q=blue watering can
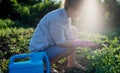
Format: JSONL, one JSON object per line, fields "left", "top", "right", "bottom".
{"left": 9, "top": 52, "right": 50, "bottom": 73}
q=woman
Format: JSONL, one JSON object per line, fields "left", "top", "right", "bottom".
{"left": 29, "top": 0, "right": 98, "bottom": 71}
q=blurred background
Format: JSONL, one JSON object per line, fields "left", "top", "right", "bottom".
{"left": 0, "top": 0, "right": 120, "bottom": 73}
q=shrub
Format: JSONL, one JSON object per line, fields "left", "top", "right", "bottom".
{"left": 0, "top": 0, "right": 61, "bottom": 27}
{"left": 17, "top": 0, "right": 42, "bottom": 5}
{"left": 85, "top": 38, "right": 120, "bottom": 73}
{"left": 77, "top": 32, "right": 120, "bottom": 73}
{"left": 0, "top": 19, "right": 14, "bottom": 29}
{"left": 24, "top": 1, "right": 61, "bottom": 26}
{"left": 0, "top": 19, "right": 30, "bottom": 29}
{"left": 0, "top": 28, "right": 34, "bottom": 73}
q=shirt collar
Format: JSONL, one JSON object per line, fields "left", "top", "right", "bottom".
{"left": 62, "top": 8, "right": 69, "bottom": 24}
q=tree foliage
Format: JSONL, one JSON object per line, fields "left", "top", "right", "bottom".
{"left": 0, "top": 0, "right": 61, "bottom": 26}
{"left": 102, "top": 0, "right": 120, "bottom": 27}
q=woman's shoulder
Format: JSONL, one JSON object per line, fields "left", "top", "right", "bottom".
{"left": 45, "top": 8, "right": 65, "bottom": 21}
{"left": 47, "top": 8, "right": 64, "bottom": 16}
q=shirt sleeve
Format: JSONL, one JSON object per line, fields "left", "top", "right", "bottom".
{"left": 49, "top": 21, "right": 66, "bottom": 45}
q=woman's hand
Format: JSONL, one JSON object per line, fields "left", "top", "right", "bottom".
{"left": 73, "top": 39, "right": 100, "bottom": 49}
{"left": 81, "top": 41, "right": 99, "bottom": 49}
{"left": 70, "top": 26, "right": 101, "bottom": 49}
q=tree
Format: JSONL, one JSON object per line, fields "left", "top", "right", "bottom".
{"left": 17, "top": 0, "right": 42, "bottom": 5}
{"left": 0, "top": 0, "right": 60, "bottom": 26}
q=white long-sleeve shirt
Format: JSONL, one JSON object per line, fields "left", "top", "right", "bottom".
{"left": 29, "top": 8, "right": 74, "bottom": 52}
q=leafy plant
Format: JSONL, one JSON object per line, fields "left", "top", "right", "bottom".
{"left": 76, "top": 32, "right": 120, "bottom": 73}
{"left": 0, "top": 27, "right": 34, "bottom": 73}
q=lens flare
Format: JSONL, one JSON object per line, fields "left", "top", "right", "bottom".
{"left": 78, "top": 0, "right": 104, "bottom": 32}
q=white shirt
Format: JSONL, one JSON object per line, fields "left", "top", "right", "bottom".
{"left": 29, "top": 8, "right": 74, "bottom": 52}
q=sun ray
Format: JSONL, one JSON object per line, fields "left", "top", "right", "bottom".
{"left": 77, "top": 0, "right": 104, "bottom": 32}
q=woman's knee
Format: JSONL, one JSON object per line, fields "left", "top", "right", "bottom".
{"left": 66, "top": 47, "right": 75, "bottom": 52}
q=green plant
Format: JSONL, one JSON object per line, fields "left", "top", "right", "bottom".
{"left": 0, "top": 19, "right": 15, "bottom": 29}
{"left": 76, "top": 32, "right": 120, "bottom": 73}
{"left": 86, "top": 38, "right": 120, "bottom": 73}
{"left": 0, "top": 27, "right": 34, "bottom": 73}
{"left": 27, "top": 1, "right": 60, "bottom": 26}
{"left": 0, "top": 0, "right": 61, "bottom": 26}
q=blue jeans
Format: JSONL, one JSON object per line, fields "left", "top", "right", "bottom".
{"left": 44, "top": 46, "right": 67, "bottom": 60}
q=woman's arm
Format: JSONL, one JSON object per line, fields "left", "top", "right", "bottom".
{"left": 59, "top": 39, "right": 98, "bottom": 49}
{"left": 59, "top": 26, "right": 98, "bottom": 49}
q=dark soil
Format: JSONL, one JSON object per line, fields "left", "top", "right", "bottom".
{"left": 54, "top": 56, "right": 88, "bottom": 73}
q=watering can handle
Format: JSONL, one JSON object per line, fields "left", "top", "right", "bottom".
{"left": 44, "top": 52, "right": 50, "bottom": 73}
{"left": 10, "top": 54, "right": 32, "bottom": 65}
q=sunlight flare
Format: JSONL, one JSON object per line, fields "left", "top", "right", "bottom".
{"left": 78, "top": 0, "right": 104, "bottom": 32}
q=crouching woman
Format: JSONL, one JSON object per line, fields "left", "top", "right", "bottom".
{"left": 29, "top": 0, "right": 98, "bottom": 71}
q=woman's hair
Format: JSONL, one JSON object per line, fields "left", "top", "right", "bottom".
{"left": 62, "top": 0, "right": 83, "bottom": 10}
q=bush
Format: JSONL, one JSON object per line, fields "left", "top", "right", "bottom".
{"left": 0, "top": 27, "right": 34, "bottom": 73}
{"left": 0, "top": 0, "right": 21, "bottom": 20}
{"left": 85, "top": 38, "right": 120, "bottom": 73}
{"left": 17, "top": 0, "right": 42, "bottom": 5}
{"left": 23, "top": 1, "right": 61, "bottom": 26}
{"left": 0, "top": 19, "right": 15, "bottom": 29}
{"left": 12, "top": 0, "right": 61, "bottom": 26}
{"left": 0, "top": 0, "right": 61, "bottom": 26}
{"left": 76, "top": 32, "right": 120, "bottom": 73}
{"left": 0, "top": 19, "right": 30, "bottom": 29}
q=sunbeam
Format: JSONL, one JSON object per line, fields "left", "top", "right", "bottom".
{"left": 77, "top": 0, "right": 104, "bottom": 32}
